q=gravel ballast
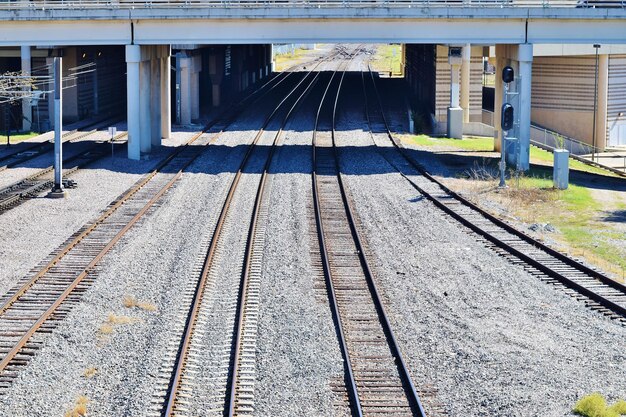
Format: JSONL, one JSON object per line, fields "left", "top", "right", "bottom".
{"left": 334, "top": 91, "right": 626, "bottom": 416}
{"left": 253, "top": 89, "right": 348, "bottom": 417}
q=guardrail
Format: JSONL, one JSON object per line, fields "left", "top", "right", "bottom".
{"left": 0, "top": 0, "right": 624, "bottom": 9}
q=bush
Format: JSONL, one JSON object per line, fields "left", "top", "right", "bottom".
{"left": 573, "top": 393, "right": 626, "bottom": 417}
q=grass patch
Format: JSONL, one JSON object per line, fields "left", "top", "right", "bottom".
{"left": 122, "top": 295, "right": 157, "bottom": 312}
{"left": 0, "top": 131, "right": 39, "bottom": 145}
{"left": 370, "top": 44, "right": 403, "bottom": 76}
{"left": 64, "top": 395, "right": 89, "bottom": 417}
{"left": 274, "top": 48, "right": 313, "bottom": 72}
{"left": 405, "top": 134, "right": 494, "bottom": 152}
{"left": 574, "top": 393, "right": 626, "bottom": 417}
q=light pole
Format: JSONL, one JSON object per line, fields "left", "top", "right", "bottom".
{"left": 592, "top": 44, "right": 600, "bottom": 162}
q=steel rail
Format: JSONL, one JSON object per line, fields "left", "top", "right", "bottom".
{"left": 162, "top": 57, "right": 329, "bottom": 417}
{"left": 311, "top": 62, "right": 363, "bottom": 417}
{"left": 0, "top": 67, "right": 300, "bottom": 375}
{"left": 364, "top": 65, "right": 626, "bottom": 319}
{"left": 226, "top": 53, "right": 324, "bottom": 417}
{"left": 0, "top": 115, "right": 123, "bottom": 171}
{"left": 313, "top": 48, "right": 426, "bottom": 416}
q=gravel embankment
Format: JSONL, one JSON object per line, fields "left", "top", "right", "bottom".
{"left": 0, "top": 136, "right": 175, "bottom": 298}
{"left": 0, "top": 120, "right": 260, "bottom": 416}
{"left": 0, "top": 79, "right": 302, "bottom": 415}
{"left": 335, "top": 102, "right": 626, "bottom": 416}
{"left": 253, "top": 90, "right": 348, "bottom": 416}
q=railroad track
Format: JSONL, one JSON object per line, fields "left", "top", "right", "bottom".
{"left": 362, "top": 65, "right": 626, "bottom": 324}
{"left": 0, "top": 66, "right": 304, "bottom": 394}
{"left": 311, "top": 53, "right": 426, "bottom": 416}
{"left": 156, "top": 51, "right": 331, "bottom": 417}
{"left": 0, "top": 132, "right": 127, "bottom": 214}
{"left": 0, "top": 116, "right": 122, "bottom": 173}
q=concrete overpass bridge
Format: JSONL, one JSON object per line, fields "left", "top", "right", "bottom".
{"left": 1, "top": 1, "right": 625, "bottom": 166}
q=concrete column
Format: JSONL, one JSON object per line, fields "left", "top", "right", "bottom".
{"left": 161, "top": 55, "right": 171, "bottom": 139}
{"left": 191, "top": 55, "right": 201, "bottom": 121}
{"left": 20, "top": 45, "right": 32, "bottom": 132}
{"left": 493, "top": 44, "right": 507, "bottom": 152}
{"left": 460, "top": 43, "right": 471, "bottom": 124}
{"left": 178, "top": 54, "right": 191, "bottom": 126}
{"left": 447, "top": 58, "right": 462, "bottom": 139}
{"left": 139, "top": 60, "right": 152, "bottom": 154}
{"left": 126, "top": 45, "right": 141, "bottom": 160}
{"left": 517, "top": 43, "right": 533, "bottom": 171}
{"left": 150, "top": 58, "right": 161, "bottom": 147}
{"left": 596, "top": 54, "right": 609, "bottom": 151}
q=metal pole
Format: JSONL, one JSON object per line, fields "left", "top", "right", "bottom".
{"left": 49, "top": 57, "right": 65, "bottom": 198}
{"left": 592, "top": 44, "right": 600, "bottom": 162}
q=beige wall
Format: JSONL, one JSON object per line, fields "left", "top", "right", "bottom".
{"left": 435, "top": 45, "right": 483, "bottom": 125}
{"left": 531, "top": 55, "right": 607, "bottom": 149}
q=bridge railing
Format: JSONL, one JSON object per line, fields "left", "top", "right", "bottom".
{"left": 0, "top": 0, "right": 624, "bottom": 9}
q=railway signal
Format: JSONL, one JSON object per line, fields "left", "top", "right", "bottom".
{"left": 499, "top": 65, "right": 516, "bottom": 188}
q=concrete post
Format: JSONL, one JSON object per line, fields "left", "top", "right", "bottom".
{"left": 493, "top": 44, "right": 507, "bottom": 152}
{"left": 178, "top": 54, "right": 191, "bottom": 126}
{"left": 161, "top": 54, "right": 171, "bottom": 139}
{"left": 447, "top": 60, "right": 463, "bottom": 139}
{"left": 191, "top": 55, "right": 201, "bottom": 121}
{"left": 596, "top": 54, "right": 609, "bottom": 151}
{"left": 20, "top": 45, "right": 32, "bottom": 132}
{"left": 150, "top": 58, "right": 161, "bottom": 147}
{"left": 461, "top": 43, "right": 471, "bottom": 124}
{"left": 139, "top": 60, "right": 152, "bottom": 154}
{"left": 517, "top": 43, "right": 533, "bottom": 171}
{"left": 126, "top": 45, "right": 141, "bottom": 160}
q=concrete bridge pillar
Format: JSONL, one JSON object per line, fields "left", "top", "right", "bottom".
{"left": 208, "top": 50, "right": 224, "bottom": 108}
{"left": 161, "top": 52, "right": 172, "bottom": 139}
{"left": 191, "top": 55, "right": 201, "bottom": 121}
{"left": 518, "top": 43, "right": 533, "bottom": 171}
{"left": 596, "top": 54, "right": 609, "bottom": 151}
{"left": 20, "top": 46, "right": 32, "bottom": 132}
{"left": 177, "top": 53, "right": 192, "bottom": 126}
{"left": 127, "top": 45, "right": 171, "bottom": 159}
{"left": 461, "top": 43, "right": 471, "bottom": 124}
{"left": 494, "top": 43, "right": 533, "bottom": 170}
{"left": 139, "top": 59, "right": 152, "bottom": 154}
{"left": 126, "top": 45, "right": 142, "bottom": 160}
{"left": 150, "top": 57, "right": 161, "bottom": 148}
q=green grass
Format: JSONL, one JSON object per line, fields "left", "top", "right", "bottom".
{"left": 0, "top": 131, "right": 39, "bottom": 145}
{"left": 274, "top": 48, "right": 312, "bottom": 72}
{"left": 574, "top": 393, "right": 626, "bottom": 417}
{"left": 370, "top": 44, "right": 403, "bottom": 75}
{"left": 406, "top": 134, "right": 494, "bottom": 152}
{"left": 406, "top": 134, "right": 617, "bottom": 177}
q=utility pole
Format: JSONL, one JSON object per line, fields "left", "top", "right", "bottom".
{"left": 48, "top": 57, "right": 67, "bottom": 198}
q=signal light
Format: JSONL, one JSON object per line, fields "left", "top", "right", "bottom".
{"left": 501, "top": 103, "right": 514, "bottom": 131}
{"left": 502, "top": 66, "right": 514, "bottom": 84}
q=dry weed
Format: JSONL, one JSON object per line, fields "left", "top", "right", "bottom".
{"left": 83, "top": 367, "right": 97, "bottom": 378}
{"left": 123, "top": 295, "right": 157, "bottom": 312}
{"left": 64, "top": 395, "right": 89, "bottom": 417}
